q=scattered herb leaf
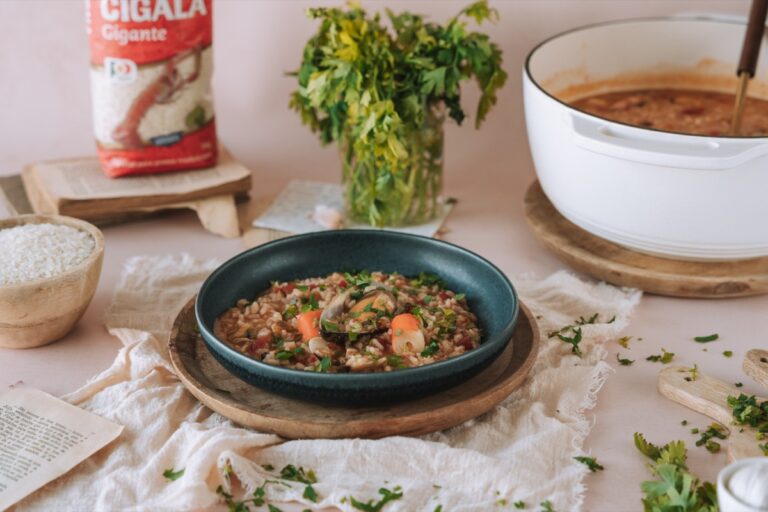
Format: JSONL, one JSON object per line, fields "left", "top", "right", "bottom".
{"left": 646, "top": 349, "right": 674, "bottom": 364}
{"left": 575, "top": 313, "right": 599, "bottom": 325}
{"left": 694, "top": 423, "right": 727, "bottom": 454}
{"left": 574, "top": 456, "right": 604, "bottom": 472}
{"left": 162, "top": 467, "right": 184, "bottom": 481}
{"left": 280, "top": 465, "right": 317, "bottom": 484}
{"left": 557, "top": 327, "right": 583, "bottom": 358}
{"left": 618, "top": 336, "right": 632, "bottom": 349}
{"left": 694, "top": 334, "right": 719, "bottom": 343}
{"left": 722, "top": 350, "right": 733, "bottom": 358}
{"left": 617, "top": 354, "right": 634, "bottom": 366}
{"left": 303, "top": 484, "right": 318, "bottom": 503}
{"left": 350, "top": 486, "right": 404, "bottom": 511}
{"left": 633, "top": 433, "right": 717, "bottom": 511}
{"left": 540, "top": 500, "right": 555, "bottom": 512}
{"left": 514, "top": 501, "right": 526, "bottom": 509}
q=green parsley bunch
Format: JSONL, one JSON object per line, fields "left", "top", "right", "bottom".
{"left": 290, "top": 1, "right": 506, "bottom": 226}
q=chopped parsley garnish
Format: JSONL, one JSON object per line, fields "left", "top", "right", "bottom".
{"left": 575, "top": 313, "right": 599, "bottom": 325}
{"left": 574, "top": 455, "right": 604, "bottom": 472}
{"left": 387, "top": 355, "right": 406, "bottom": 368}
{"left": 411, "top": 272, "right": 445, "bottom": 288}
{"left": 633, "top": 433, "right": 717, "bottom": 511}
{"left": 557, "top": 327, "right": 583, "bottom": 357}
{"left": 301, "top": 294, "right": 320, "bottom": 312}
{"left": 454, "top": 293, "right": 466, "bottom": 301}
{"left": 421, "top": 340, "right": 440, "bottom": 358}
{"left": 344, "top": 270, "right": 372, "bottom": 288}
{"left": 296, "top": 285, "right": 309, "bottom": 292}
{"left": 318, "top": 356, "right": 331, "bottom": 373}
{"left": 616, "top": 354, "right": 634, "bottom": 366}
{"left": 617, "top": 336, "right": 632, "bottom": 349}
{"left": 276, "top": 347, "right": 304, "bottom": 360}
{"left": 279, "top": 464, "right": 317, "bottom": 484}
{"left": 694, "top": 423, "right": 727, "bottom": 453}
{"left": 349, "top": 486, "right": 404, "bottom": 511}
{"left": 646, "top": 349, "right": 674, "bottom": 364}
{"left": 693, "top": 333, "right": 719, "bottom": 343}
{"left": 162, "top": 467, "right": 184, "bottom": 481}
{"left": 722, "top": 350, "right": 733, "bottom": 358}
{"left": 321, "top": 319, "right": 340, "bottom": 332}
{"left": 514, "top": 501, "right": 526, "bottom": 509}
{"left": 303, "top": 484, "right": 318, "bottom": 503}
{"left": 540, "top": 500, "right": 555, "bottom": 512}
{"left": 283, "top": 304, "right": 299, "bottom": 320}
{"left": 423, "top": 295, "right": 434, "bottom": 304}
{"left": 727, "top": 393, "right": 768, "bottom": 450}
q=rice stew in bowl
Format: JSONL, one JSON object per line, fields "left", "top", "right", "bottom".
{"left": 196, "top": 231, "right": 518, "bottom": 405}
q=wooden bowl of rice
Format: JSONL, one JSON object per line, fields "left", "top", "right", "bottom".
{"left": 0, "top": 214, "right": 104, "bottom": 349}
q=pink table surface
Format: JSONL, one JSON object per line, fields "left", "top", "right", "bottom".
{"left": 1, "top": 1, "right": 766, "bottom": 510}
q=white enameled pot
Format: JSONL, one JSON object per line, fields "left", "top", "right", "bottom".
{"left": 523, "top": 15, "right": 768, "bottom": 261}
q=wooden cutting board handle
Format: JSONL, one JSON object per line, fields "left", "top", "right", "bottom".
{"left": 657, "top": 366, "right": 766, "bottom": 461}
{"left": 744, "top": 349, "right": 768, "bottom": 389}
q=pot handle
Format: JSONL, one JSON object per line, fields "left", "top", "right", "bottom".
{"left": 570, "top": 115, "right": 768, "bottom": 170}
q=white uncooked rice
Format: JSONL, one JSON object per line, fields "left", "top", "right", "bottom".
{"left": 0, "top": 223, "right": 95, "bottom": 285}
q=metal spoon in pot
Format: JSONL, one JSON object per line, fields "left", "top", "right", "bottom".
{"left": 730, "top": 0, "right": 768, "bottom": 135}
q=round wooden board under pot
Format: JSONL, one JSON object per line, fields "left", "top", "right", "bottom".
{"left": 524, "top": 181, "right": 768, "bottom": 299}
{"left": 168, "top": 297, "right": 540, "bottom": 440}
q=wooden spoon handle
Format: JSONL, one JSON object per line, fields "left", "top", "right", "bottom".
{"left": 658, "top": 366, "right": 735, "bottom": 425}
{"left": 738, "top": 0, "right": 768, "bottom": 76}
{"left": 744, "top": 349, "right": 768, "bottom": 388}
{"left": 657, "top": 366, "right": 766, "bottom": 461}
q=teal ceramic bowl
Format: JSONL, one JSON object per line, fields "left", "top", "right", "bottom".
{"left": 195, "top": 230, "right": 518, "bottom": 406}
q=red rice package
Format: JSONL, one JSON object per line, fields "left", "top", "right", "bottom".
{"left": 86, "top": 0, "right": 217, "bottom": 177}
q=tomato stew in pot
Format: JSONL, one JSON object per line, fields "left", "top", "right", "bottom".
{"left": 571, "top": 88, "right": 768, "bottom": 136}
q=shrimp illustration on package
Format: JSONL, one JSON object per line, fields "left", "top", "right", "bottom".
{"left": 87, "top": 0, "right": 217, "bottom": 177}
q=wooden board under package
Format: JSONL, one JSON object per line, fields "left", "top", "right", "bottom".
{"left": 21, "top": 148, "right": 251, "bottom": 236}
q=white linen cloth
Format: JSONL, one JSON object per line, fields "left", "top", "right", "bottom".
{"left": 15, "top": 254, "right": 641, "bottom": 511}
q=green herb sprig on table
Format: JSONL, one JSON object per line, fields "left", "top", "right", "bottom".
{"left": 557, "top": 327, "right": 583, "bottom": 357}
{"left": 694, "top": 423, "right": 727, "bottom": 454}
{"left": 162, "top": 467, "right": 185, "bottom": 481}
{"left": 290, "top": 1, "right": 507, "bottom": 226}
{"left": 727, "top": 393, "right": 768, "bottom": 454}
{"left": 633, "top": 433, "right": 718, "bottom": 511}
{"left": 646, "top": 349, "right": 675, "bottom": 364}
{"left": 350, "top": 486, "right": 404, "bottom": 511}
{"left": 574, "top": 455, "right": 604, "bottom": 472}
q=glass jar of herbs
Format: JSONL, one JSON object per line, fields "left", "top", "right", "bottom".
{"left": 290, "top": 1, "right": 506, "bottom": 227}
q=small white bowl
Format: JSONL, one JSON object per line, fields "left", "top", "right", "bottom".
{"left": 717, "top": 458, "right": 768, "bottom": 512}
{"left": 0, "top": 214, "right": 104, "bottom": 349}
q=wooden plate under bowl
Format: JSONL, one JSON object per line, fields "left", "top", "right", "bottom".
{"left": 525, "top": 180, "right": 768, "bottom": 298}
{"left": 168, "top": 297, "right": 539, "bottom": 439}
